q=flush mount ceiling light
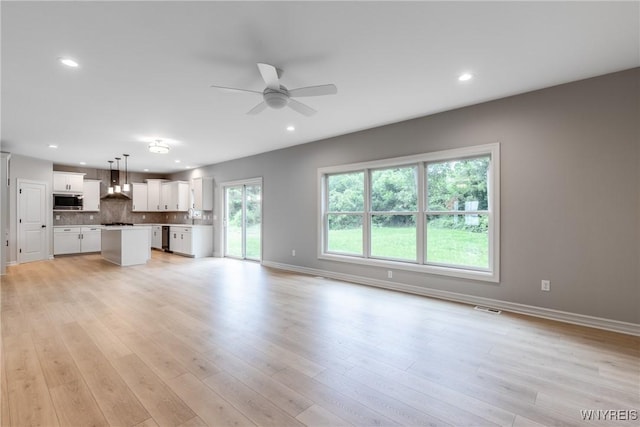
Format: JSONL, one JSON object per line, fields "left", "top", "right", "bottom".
{"left": 58, "top": 57, "right": 79, "bottom": 68}
{"left": 286, "top": 125, "right": 295, "bottom": 132}
{"left": 458, "top": 72, "right": 474, "bottom": 82}
{"left": 148, "top": 140, "right": 170, "bottom": 154}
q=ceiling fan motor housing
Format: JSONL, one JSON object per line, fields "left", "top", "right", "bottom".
{"left": 263, "top": 86, "right": 289, "bottom": 109}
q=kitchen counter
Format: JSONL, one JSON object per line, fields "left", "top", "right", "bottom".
{"left": 101, "top": 226, "right": 151, "bottom": 266}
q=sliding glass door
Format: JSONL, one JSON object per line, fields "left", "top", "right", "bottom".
{"left": 224, "top": 180, "right": 262, "bottom": 261}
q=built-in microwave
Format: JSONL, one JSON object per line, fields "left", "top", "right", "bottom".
{"left": 53, "top": 194, "right": 83, "bottom": 210}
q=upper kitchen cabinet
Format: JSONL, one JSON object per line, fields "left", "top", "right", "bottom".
{"left": 53, "top": 172, "right": 85, "bottom": 193}
{"left": 132, "top": 182, "right": 148, "bottom": 212}
{"left": 161, "top": 181, "right": 189, "bottom": 211}
{"left": 146, "top": 179, "right": 166, "bottom": 212}
{"left": 82, "top": 180, "right": 101, "bottom": 211}
{"left": 191, "top": 177, "right": 213, "bottom": 210}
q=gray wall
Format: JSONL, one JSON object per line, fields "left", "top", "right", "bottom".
{"left": 173, "top": 68, "right": 640, "bottom": 324}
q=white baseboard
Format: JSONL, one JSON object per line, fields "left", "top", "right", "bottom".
{"left": 262, "top": 260, "right": 640, "bottom": 337}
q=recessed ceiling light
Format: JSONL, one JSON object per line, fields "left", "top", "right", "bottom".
{"left": 48, "top": 144, "right": 58, "bottom": 149}
{"left": 143, "top": 168, "right": 149, "bottom": 172}
{"left": 59, "top": 57, "right": 79, "bottom": 68}
{"left": 286, "top": 125, "right": 295, "bottom": 132}
{"left": 185, "top": 166, "right": 191, "bottom": 169}
{"left": 458, "top": 73, "right": 473, "bottom": 82}
{"left": 175, "top": 159, "right": 181, "bottom": 163}
{"left": 79, "top": 161, "right": 86, "bottom": 165}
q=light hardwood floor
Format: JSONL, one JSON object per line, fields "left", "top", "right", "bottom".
{"left": 1, "top": 252, "right": 638, "bottom": 427}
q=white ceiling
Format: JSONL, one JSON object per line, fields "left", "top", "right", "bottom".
{"left": 2, "top": 1, "right": 638, "bottom": 173}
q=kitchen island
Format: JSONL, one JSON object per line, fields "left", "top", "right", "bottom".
{"left": 101, "top": 226, "right": 151, "bottom": 266}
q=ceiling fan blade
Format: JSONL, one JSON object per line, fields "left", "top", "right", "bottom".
{"left": 288, "top": 99, "right": 317, "bottom": 116}
{"left": 210, "top": 85, "right": 262, "bottom": 95}
{"left": 247, "top": 101, "right": 268, "bottom": 115}
{"left": 257, "top": 63, "right": 280, "bottom": 90}
{"left": 289, "top": 84, "right": 338, "bottom": 98}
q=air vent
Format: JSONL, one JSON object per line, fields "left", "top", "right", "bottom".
{"left": 474, "top": 306, "right": 502, "bottom": 315}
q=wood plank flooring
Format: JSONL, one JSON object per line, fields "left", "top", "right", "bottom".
{"left": 1, "top": 252, "right": 638, "bottom": 426}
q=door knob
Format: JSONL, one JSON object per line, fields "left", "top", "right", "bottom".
{"left": 41, "top": 225, "right": 46, "bottom": 228}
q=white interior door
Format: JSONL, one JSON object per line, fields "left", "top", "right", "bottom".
{"left": 18, "top": 180, "right": 48, "bottom": 263}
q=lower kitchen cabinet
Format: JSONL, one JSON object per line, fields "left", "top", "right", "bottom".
{"left": 81, "top": 226, "right": 102, "bottom": 252}
{"left": 54, "top": 226, "right": 102, "bottom": 255}
{"left": 169, "top": 225, "right": 212, "bottom": 257}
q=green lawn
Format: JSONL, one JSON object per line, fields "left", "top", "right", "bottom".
{"left": 328, "top": 225, "right": 488, "bottom": 268}
{"left": 226, "top": 225, "right": 261, "bottom": 259}
{"left": 227, "top": 224, "right": 488, "bottom": 269}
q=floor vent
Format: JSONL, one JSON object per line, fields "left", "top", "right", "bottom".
{"left": 474, "top": 305, "right": 502, "bottom": 315}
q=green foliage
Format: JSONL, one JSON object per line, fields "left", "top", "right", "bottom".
{"left": 327, "top": 158, "right": 489, "bottom": 232}
{"left": 227, "top": 185, "right": 261, "bottom": 228}
{"left": 427, "top": 156, "right": 489, "bottom": 212}
{"left": 328, "top": 172, "right": 364, "bottom": 212}
{"left": 371, "top": 167, "right": 417, "bottom": 211}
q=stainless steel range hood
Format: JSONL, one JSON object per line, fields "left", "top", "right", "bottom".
{"left": 101, "top": 168, "right": 131, "bottom": 199}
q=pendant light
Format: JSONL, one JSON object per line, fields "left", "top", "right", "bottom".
{"left": 123, "top": 154, "right": 130, "bottom": 192}
{"left": 114, "top": 157, "right": 122, "bottom": 193}
{"left": 107, "top": 161, "right": 115, "bottom": 194}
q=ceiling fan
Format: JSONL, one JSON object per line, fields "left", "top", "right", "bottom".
{"left": 210, "top": 63, "right": 337, "bottom": 116}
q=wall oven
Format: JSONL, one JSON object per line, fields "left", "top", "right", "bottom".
{"left": 53, "top": 194, "right": 83, "bottom": 210}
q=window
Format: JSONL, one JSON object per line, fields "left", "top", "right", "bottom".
{"left": 319, "top": 143, "right": 500, "bottom": 282}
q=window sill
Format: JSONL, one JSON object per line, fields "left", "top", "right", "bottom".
{"left": 318, "top": 252, "right": 499, "bottom": 283}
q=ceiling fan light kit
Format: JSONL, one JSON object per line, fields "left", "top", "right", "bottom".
{"left": 264, "top": 89, "right": 289, "bottom": 109}
{"left": 211, "top": 62, "right": 337, "bottom": 116}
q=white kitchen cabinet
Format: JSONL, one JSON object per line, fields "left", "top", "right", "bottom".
{"left": 162, "top": 181, "right": 189, "bottom": 211}
{"left": 54, "top": 227, "right": 81, "bottom": 255}
{"left": 146, "top": 179, "right": 165, "bottom": 212}
{"left": 170, "top": 226, "right": 190, "bottom": 254}
{"left": 81, "top": 226, "right": 102, "bottom": 252}
{"left": 54, "top": 226, "right": 102, "bottom": 255}
{"left": 169, "top": 225, "right": 212, "bottom": 258}
{"left": 82, "top": 180, "right": 101, "bottom": 212}
{"left": 191, "top": 177, "right": 213, "bottom": 210}
{"left": 53, "top": 172, "right": 85, "bottom": 193}
{"left": 132, "top": 183, "right": 148, "bottom": 212}
{"left": 151, "top": 225, "right": 162, "bottom": 249}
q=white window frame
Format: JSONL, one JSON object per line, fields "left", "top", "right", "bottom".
{"left": 318, "top": 143, "right": 500, "bottom": 282}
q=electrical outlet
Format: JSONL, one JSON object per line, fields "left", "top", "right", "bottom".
{"left": 541, "top": 280, "right": 551, "bottom": 291}
{"left": 89, "top": 215, "right": 93, "bottom": 220}
{"left": 292, "top": 249, "right": 296, "bottom": 256}
{"left": 142, "top": 215, "right": 146, "bottom": 219}
{"left": 387, "top": 270, "right": 393, "bottom": 279}
{"left": 55, "top": 215, "right": 60, "bottom": 220}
